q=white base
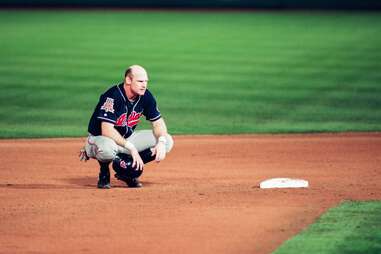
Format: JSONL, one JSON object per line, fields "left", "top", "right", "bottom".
{"left": 260, "top": 178, "right": 309, "bottom": 189}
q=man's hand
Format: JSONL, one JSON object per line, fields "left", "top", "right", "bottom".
{"left": 152, "top": 142, "right": 166, "bottom": 162}
{"left": 151, "top": 119, "right": 168, "bottom": 163}
{"left": 130, "top": 147, "right": 144, "bottom": 171}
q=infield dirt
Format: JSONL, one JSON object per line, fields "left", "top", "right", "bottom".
{"left": 0, "top": 133, "right": 380, "bottom": 254}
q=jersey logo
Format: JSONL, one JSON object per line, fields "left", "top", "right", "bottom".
{"left": 115, "top": 111, "right": 142, "bottom": 128}
{"left": 116, "top": 113, "right": 127, "bottom": 126}
{"left": 100, "top": 97, "right": 115, "bottom": 113}
{"left": 127, "top": 111, "right": 142, "bottom": 128}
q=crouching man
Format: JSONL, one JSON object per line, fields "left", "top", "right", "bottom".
{"left": 80, "top": 65, "right": 173, "bottom": 188}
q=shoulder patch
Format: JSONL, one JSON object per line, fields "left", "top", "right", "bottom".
{"left": 101, "top": 97, "right": 115, "bottom": 113}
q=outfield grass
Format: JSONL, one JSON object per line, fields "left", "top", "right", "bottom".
{"left": 0, "top": 10, "right": 381, "bottom": 137}
{"left": 273, "top": 201, "right": 381, "bottom": 254}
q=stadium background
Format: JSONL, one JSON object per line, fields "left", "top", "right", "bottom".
{"left": 0, "top": 0, "right": 380, "bottom": 9}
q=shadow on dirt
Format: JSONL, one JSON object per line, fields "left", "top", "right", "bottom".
{"left": 0, "top": 176, "right": 98, "bottom": 189}
{"left": 66, "top": 176, "right": 97, "bottom": 188}
{"left": 66, "top": 176, "right": 158, "bottom": 189}
{"left": 0, "top": 182, "right": 94, "bottom": 189}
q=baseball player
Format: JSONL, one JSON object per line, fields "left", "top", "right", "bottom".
{"left": 79, "top": 65, "right": 174, "bottom": 188}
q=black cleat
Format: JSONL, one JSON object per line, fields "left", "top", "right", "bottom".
{"left": 115, "top": 174, "right": 143, "bottom": 188}
{"left": 97, "top": 174, "right": 111, "bottom": 189}
{"left": 126, "top": 177, "right": 143, "bottom": 188}
{"left": 97, "top": 181, "right": 111, "bottom": 189}
{"left": 97, "top": 164, "right": 111, "bottom": 189}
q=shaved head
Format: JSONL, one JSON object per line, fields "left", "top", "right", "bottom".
{"left": 125, "top": 65, "right": 147, "bottom": 78}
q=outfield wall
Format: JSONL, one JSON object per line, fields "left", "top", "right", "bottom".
{"left": 0, "top": 0, "right": 380, "bottom": 10}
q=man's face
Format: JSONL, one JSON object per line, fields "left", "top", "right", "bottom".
{"left": 127, "top": 69, "right": 149, "bottom": 96}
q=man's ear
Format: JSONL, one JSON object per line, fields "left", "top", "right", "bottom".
{"left": 125, "top": 75, "right": 132, "bottom": 85}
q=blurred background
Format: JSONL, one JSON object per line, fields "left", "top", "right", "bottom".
{"left": 0, "top": 1, "right": 380, "bottom": 137}
{"left": 1, "top": 0, "right": 381, "bottom": 9}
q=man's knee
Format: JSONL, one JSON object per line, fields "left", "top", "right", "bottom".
{"left": 86, "top": 136, "right": 118, "bottom": 162}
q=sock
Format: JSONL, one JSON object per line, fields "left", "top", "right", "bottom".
{"left": 139, "top": 148, "right": 156, "bottom": 164}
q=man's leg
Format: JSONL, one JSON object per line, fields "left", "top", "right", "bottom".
{"left": 112, "top": 130, "right": 174, "bottom": 187}
{"left": 112, "top": 148, "right": 163, "bottom": 188}
{"left": 97, "top": 161, "right": 111, "bottom": 189}
{"left": 85, "top": 135, "right": 119, "bottom": 189}
{"left": 127, "top": 130, "right": 174, "bottom": 153}
{"left": 85, "top": 131, "right": 174, "bottom": 188}
{"left": 112, "top": 153, "right": 143, "bottom": 188}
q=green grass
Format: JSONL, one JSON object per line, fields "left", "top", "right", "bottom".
{"left": 273, "top": 201, "right": 381, "bottom": 254}
{"left": 0, "top": 10, "right": 381, "bottom": 137}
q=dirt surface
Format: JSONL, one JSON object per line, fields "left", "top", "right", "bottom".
{"left": 0, "top": 133, "right": 380, "bottom": 254}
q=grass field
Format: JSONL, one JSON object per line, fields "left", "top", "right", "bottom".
{"left": 0, "top": 10, "right": 380, "bottom": 137}
{"left": 274, "top": 201, "right": 381, "bottom": 254}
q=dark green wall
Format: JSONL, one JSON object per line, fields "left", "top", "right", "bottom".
{"left": 0, "top": 0, "right": 380, "bottom": 10}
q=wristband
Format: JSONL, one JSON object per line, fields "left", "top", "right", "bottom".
{"left": 124, "top": 141, "right": 135, "bottom": 151}
{"left": 158, "top": 136, "right": 167, "bottom": 145}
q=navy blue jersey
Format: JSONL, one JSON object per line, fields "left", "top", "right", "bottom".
{"left": 88, "top": 83, "right": 161, "bottom": 138}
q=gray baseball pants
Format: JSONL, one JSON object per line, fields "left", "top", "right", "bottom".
{"left": 85, "top": 130, "right": 174, "bottom": 162}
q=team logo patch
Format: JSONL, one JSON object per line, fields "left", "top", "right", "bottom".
{"left": 100, "top": 97, "right": 115, "bottom": 113}
{"left": 127, "top": 111, "right": 142, "bottom": 128}
{"left": 120, "top": 160, "right": 127, "bottom": 169}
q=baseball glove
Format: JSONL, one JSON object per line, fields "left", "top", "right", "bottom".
{"left": 79, "top": 147, "right": 89, "bottom": 162}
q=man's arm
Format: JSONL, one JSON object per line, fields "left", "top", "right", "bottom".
{"left": 151, "top": 118, "right": 169, "bottom": 162}
{"left": 152, "top": 118, "right": 168, "bottom": 139}
{"left": 101, "top": 122, "right": 127, "bottom": 147}
{"left": 101, "top": 122, "right": 144, "bottom": 170}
